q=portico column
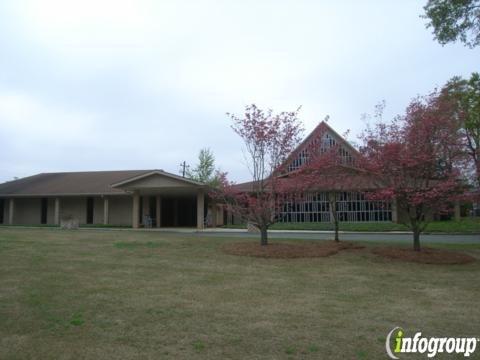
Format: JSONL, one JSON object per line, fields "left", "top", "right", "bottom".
{"left": 8, "top": 198, "right": 14, "bottom": 225}
{"left": 156, "top": 196, "right": 161, "bottom": 228}
{"left": 54, "top": 197, "right": 60, "bottom": 225}
{"left": 132, "top": 192, "right": 140, "bottom": 228}
{"left": 103, "top": 197, "right": 109, "bottom": 225}
{"left": 197, "top": 190, "right": 204, "bottom": 230}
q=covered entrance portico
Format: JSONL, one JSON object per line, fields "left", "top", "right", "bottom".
{"left": 111, "top": 170, "right": 207, "bottom": 230}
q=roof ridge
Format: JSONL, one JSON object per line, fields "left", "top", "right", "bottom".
{"left": 34, "top": 169, "right": 157, "bottom": 175}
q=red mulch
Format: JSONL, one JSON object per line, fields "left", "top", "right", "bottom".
{"left": 372, "top": 247, "right": 476, "bottom": 265}
{"left": 222, "top": 241, "right": 364, "bottom": 259}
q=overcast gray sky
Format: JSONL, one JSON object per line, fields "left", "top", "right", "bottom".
{"left": 0, "top": 0, "right": 478, "bottom": 183}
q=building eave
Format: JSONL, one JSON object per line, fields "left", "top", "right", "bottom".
{"left": 111, "top": 170, "right": 206, "bottom": 188}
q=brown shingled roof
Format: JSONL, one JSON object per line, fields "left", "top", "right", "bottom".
{"left": 231, "top": 166, "right": 386, "bottom": 193}
{"left": 0, "top": 170, "right": 155, "bottom": 196}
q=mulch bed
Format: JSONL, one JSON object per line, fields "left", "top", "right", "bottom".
{"left": 372, "top": 247, "right": 476, "bottom": 265}
{"left": 222, "top": 241, "right": 364, "bottom": 259}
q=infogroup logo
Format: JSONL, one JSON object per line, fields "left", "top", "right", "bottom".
{"left": 385, "top": 327, "right": 478, "bottom": 359}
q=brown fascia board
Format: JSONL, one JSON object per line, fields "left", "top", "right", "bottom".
{"left": 0, "top": 192, "right": 129, "bottom": 198}
{"left": 111, "top": 170, "right": 205, "bottom": 188}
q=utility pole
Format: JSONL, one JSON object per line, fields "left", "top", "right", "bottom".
{"left": 180, "top": 161, "right": 189, "bottom": 177}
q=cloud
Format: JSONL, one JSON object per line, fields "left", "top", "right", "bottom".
{"left": 0, "top": 92, "right": 98, "bottom": 144}
{"left": 0, "top": 0, "right": 479, "bottom": 184}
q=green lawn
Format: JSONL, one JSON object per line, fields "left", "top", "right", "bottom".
{"left": 224, "top": 217, "right": 480, "bottom": 233}
{"left": 0, "top": 228, "right": 479, "bottom": 359}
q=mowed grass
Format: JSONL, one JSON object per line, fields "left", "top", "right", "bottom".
{"left": 0, "top": 229, "right": 479, "bottom": 359}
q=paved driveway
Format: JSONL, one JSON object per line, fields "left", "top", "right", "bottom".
{"left": 195, "top": 230, "right": 480, "bottom": 244}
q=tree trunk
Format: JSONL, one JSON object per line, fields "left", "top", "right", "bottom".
{"left": 413, "top": 228, "right": 421, "bottom": 251}
{"left": 329, "top": 192, "right": 340, "bottom": 242}
{"left": 260, "top": 225, "right": 268, "bottom": 246}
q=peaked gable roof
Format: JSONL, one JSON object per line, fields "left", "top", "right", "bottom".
{"left": 281, "top": 121, "right": 359, "bottom": 173}
{"left": 233, "top": 121, "right": 364, "bottom": 190}
{"left": 0, "top": 169, "right": 201, "bottom": 197}
{"left": 232, "top": 164, "right": 386, "bottom": 192}
{"left": 111, "top": 170, "right": 205, "bottom": 188}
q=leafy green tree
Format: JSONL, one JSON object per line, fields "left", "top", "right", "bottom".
{"left": 186, "top": 148, "right": 222, "bottom": 187}
{"left": 423, "top": 0, "right": 480, "bottom": 48}
{"left": 442, "top": 72, "right": 480, "bottom": 185}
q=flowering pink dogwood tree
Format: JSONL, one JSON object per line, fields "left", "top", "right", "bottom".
{"left": 214, "top": 104, "right": 303, "bottom": 246}
{"left": 360, "top": 92, "right": 467, "bottom": 251}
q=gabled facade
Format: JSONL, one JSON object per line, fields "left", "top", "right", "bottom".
{"left": 280, "top": 121, "right": 394, "bottom": 223}
{"left": 233, "top": 121, "right": 397, "bottom": 224}
{"left": 283, "top": 121, "right": 357, "bottom": 172}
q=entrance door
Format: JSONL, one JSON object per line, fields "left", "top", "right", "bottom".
{"left": 160, "top": 196, "right": 196, "bottom": 227}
